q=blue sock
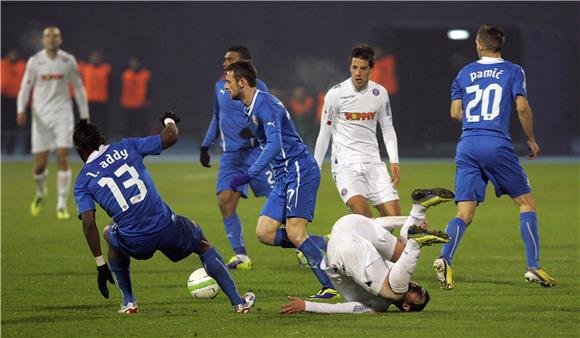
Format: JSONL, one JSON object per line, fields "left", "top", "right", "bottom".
{"left": 224, "top": 213, "right": 246, "bottom": 256}
{"left": 440, "top": 217, "right": 467, "bottom": 265}
{"left": 298, "top": 237, "right": 333, "bottom": 289}
{"left": 309, "top": 234, "right": 328, "bottom": 251}
{"left": 274, "top": 228, "right": 295, "bottom": 248}
{"left": 200, "top": 247, "right": 244, "bottom": 305}
{"left": 108, "top": 255, "right": 135, "bottom": 305}
{"left": 520, "top": 211, "right": 540, "bottom": 269}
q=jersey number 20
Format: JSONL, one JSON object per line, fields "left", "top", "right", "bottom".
{"left": 465, "top": 83, "right": 502, "bottom": 122}
{"left": 98, "top": 164, "right": 148, "bottom": 211}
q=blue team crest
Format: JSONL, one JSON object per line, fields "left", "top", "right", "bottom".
{"left": 252, "top": 114, "right": 258, "bottom": 126}
{"left": 372, "top": 88, "right": 379, "bottom": 96}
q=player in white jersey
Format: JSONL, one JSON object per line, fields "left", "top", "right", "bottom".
{"left": 280, "top": 188, "right": 454, "bottom": 314}
{"left": 16, "top": 26, "right": 89, "bottom": 220}
{"left": 314, "top": 44, "right": 401, "bottom": 218}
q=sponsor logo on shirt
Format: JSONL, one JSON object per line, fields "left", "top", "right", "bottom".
{"left": 340, "top": 95, "right": 354, "bottom": 100}
{"left": 252, "top": 114, "right": 258, "bottom": 126}
{"left": 41, "top": 74, "right": 65, "bottom": 81}
{"left": 344, "top": 112, "right": 376, "bottom": 121}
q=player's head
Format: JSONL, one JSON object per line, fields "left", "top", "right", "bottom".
{"left": 224, "top": 61, "right": 257, "bottom": 100}
{"left": 396, "top": 282, "right": 431, "bottom": 312}
{"left": 223, "top": 46, "right": 252, "bottom": 70}
{"left": 73, "top": 120, "right": 106, "bottom": 162}
{"left": 476, "top": 24, "right": 505, "bottom": 57}
{"left": 42, "top": 26, "right": 62, "bottom": 52}
{"left": 350, "top": 44, "right": 375, "bottom": 90}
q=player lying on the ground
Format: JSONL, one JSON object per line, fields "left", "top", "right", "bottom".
{"left": 280, "top": 188, "right": 453, "bottom": 314}
{"left": 72, "top": 113, "right": 255, "bottom": 314}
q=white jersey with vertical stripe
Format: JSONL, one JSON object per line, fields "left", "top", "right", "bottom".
{"left": 17, "top": 49, "right": 89, "bottom": 120}
{"left": 314, "top": 78, "right": 398, "bottom": 168}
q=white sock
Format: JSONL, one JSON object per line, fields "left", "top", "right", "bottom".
{"left": 400, "top": 204, "right": 427, "bottom": 245}
{"left": 33, "top": 169, "right": 48, "bottom": 198}
{"left": 57, "top": 169, "right": 72, "bottom": 210}
{"left": 388, "top": 240, "right": 420, "bottom": 293}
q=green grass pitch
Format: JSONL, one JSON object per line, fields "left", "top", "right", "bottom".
{"left": 2, "top": 160, "right": 579, "bottom": 337}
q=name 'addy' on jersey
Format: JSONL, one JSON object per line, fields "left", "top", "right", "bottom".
{"left": 74, "top": 136, "right": 173, "bottom": 237}
{"left": 451, "top": 57, "right": 527, "bottom": 140}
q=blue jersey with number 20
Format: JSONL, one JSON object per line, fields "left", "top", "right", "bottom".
{"left": 451, "top": 57, "right": 527, "bottom": 141}
{"left": 74, "top": 136, "right": 173, "bottom": 238}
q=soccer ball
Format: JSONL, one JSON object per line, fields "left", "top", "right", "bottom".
{"left": 187, "top": 268, "right": 220, "bottom": 299}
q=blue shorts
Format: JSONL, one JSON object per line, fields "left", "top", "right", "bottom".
{"left": 217, "top": 148, "right": 274, "bottom": 198}
{"left": 108, "top": 215, "right": 205, "bottom": 262}
{"left": 455, "top": 136, "right": 531, "bottom": 203}
{"left": 260, "top": 155, "right": 320, "bottom": 224}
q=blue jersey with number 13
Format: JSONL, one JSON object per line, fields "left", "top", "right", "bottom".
{"left": 451, "top": 58, "right": 527, "bottom": 141}
{"left": 74, "top": 136, "right": 173, "bottom": 238}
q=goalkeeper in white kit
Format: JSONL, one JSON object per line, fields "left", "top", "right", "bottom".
{"left": 280, "top": 188, "right": 454, "bottom": 314}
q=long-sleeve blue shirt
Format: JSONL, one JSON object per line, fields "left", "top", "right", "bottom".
{"left": 201, "top": 78, "right": 268, "bottom": 151}
{"left": 244, "top": 89, "right": 310, "bottom": 179}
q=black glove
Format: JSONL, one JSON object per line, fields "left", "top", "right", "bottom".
{"left": 160, "top": 111, "right": 181, "bottom": 127}
{"left": 239, "top": 127, "right": 254, "bottom": 140}
{"left": 200, "top": 147, "right": 211, "bottom": 168}
{"left": 97, "top": 263, "right": 115, "bottom": 299}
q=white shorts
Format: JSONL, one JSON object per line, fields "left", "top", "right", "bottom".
{"left": 31, "top": 111, "right": 74, "bottom": 153}
{"left": 331, "top": 162, "right": 399, "bottom": 205}
{"left": 326, "top": 228, "right": 394, "bottom": 296}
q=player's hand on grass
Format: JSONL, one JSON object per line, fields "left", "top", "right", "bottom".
{"left": 160, "top": 111, "right": 181, "bottom": 126}
{"left": 280, "top": 296, "right": 306, "bottom": 314}
{"left": 390, "top": 163, "right": 400, "bottom": 186}
{"left": 527, "top": 140, "right": 540, "bottom": 160}
{"left": 97, "top": 263, "right": 115, "bottom": 299}
{"left": 16, "top": 112, "right": 26, "bottom": 126}
{"left": 200, "top": 147, "right": 211, "bottom": 168}
{"left": 230, "top": 172, "right": 252, "bottom": 190}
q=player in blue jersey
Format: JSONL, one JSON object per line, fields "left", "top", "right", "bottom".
{"left": 433, "top": 24, "right": 556, "bottom": 289}
{"left": 200, "top": 46, "right": 273, "bottom": 270}
{"left": 224, "top": 61, "right": 338, "bottom": 300}
{"left": 73, "top": 113, "right": 256, "bottom": 314}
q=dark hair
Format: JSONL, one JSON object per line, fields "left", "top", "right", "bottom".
{"left": 227, "top": 46, "right": 251, "bottom": 60}
{"left": 407, "top": 282, "right": 430, "bottom": 312}
{"left": 477, "top": 24, "right": 505, "bottom": 52}
{"left": 73, "top": 120, "right": 105, "bottom": 152}
{"left": 225, "top": 61, "right": 257, "bottom": 87}
{"left": 351, "top": 44, "right": 375, "bottom": 68}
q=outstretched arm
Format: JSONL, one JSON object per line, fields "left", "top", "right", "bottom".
{"left": 280, "top": 297, "right": 373, "bottom": 314}
{"left": 160, "top": 111, "right": 180, "bottom": 150}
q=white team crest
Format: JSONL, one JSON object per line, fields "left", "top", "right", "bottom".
{"left": 252, "top": 115, "right": 258, "bottom": 126}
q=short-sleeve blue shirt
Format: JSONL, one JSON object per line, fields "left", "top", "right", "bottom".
{"left": 451, "top": 58, "right": 527, "bottom": 141}
{"left": 74, "top": 136, "right": 173, "bottom": 237}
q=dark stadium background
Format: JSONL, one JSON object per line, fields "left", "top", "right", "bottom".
{"left": 2, "top": 1, "right": 578, "bottom": 157}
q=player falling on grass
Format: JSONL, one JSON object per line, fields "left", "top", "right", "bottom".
{"left": 314, "top": 44, "right": 401, "bottom": 218}
{"left": 433, "top": 24, "right": 556, "bottom": 289}
{"left": 280, "top": 189, "right": 453, "bottom": 314}
{"left": 73, "top": 113, "right": 255, "bottom": 314}
{"left": 17, "top": 26, "right": 90, "bottom": 220}
{"left": 200, "top": 46, "right": 273, "bottom": 270}
{"left": 225, "top": 61, "right": 339, "bottom": 300}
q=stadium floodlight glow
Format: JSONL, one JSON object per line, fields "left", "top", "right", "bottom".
{"left": 447, "top": 29, "right": 470, "bottom": 40}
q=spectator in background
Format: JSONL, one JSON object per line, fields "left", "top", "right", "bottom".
{"left": 1, "top": 48, "right": 26, "bottom": 154}
{"left": 121, "top": 56, "right": 151, "bottom": 136}
{"left": 288, "top": 86, "right": 315, "bottom": 147}
{"left": 369, "top": 46, "right": 398, "bottom": 95}
{"left": 80, "top": 51, "right": 112, "bottom": 136}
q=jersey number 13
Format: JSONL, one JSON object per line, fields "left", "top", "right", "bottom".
{"left": 98, "top": 164, "right": 148, "bottom": 211}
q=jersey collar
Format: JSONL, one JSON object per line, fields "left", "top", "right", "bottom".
{"left": 86, "top": 144, "right": 110, "bottom": 164}
{"left": 244, "top": 89, "right": 261, "bottom": 116}
{"left": 477, "top": 56, "right": 504, "bottom": 64}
